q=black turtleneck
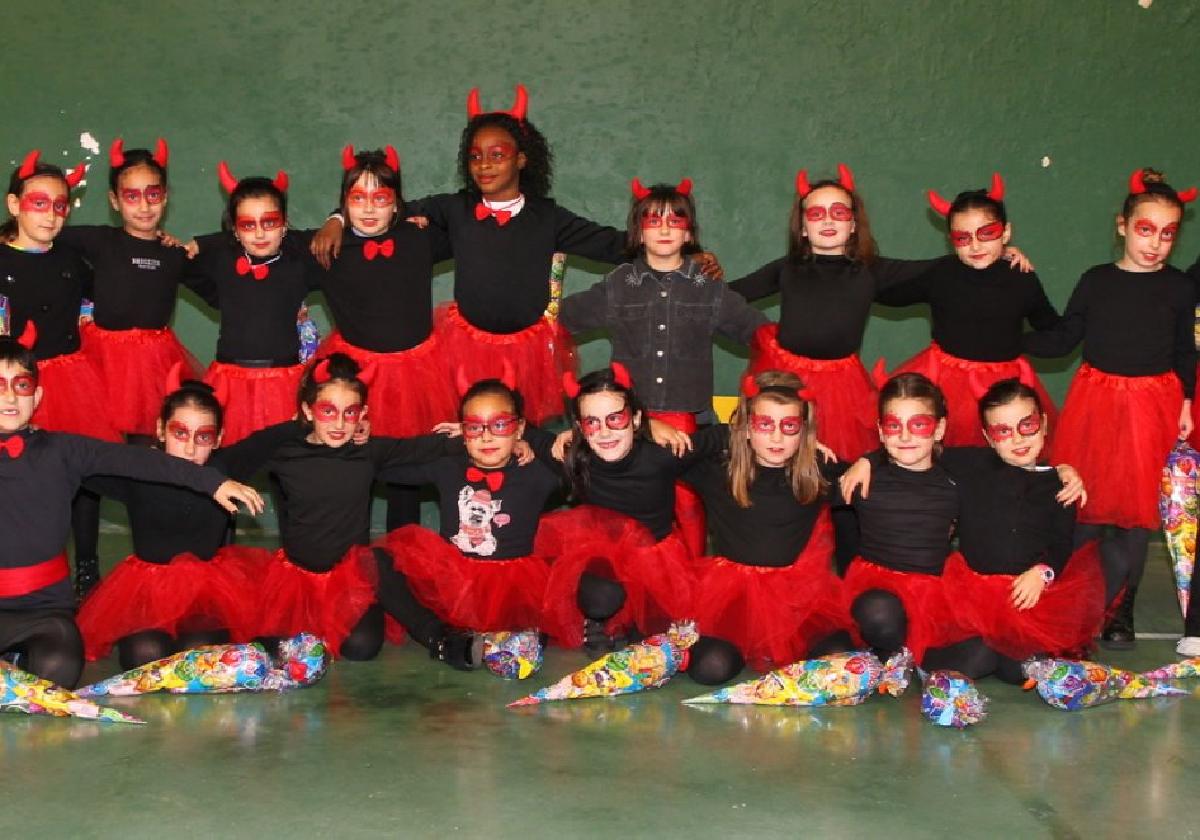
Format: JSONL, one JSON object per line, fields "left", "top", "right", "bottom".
{"left": 0, "top": 243, "right": 93, "bottom": 359}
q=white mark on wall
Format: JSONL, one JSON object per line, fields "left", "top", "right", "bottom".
{"left": 1041, "top": 156, "right": 1052, "bottom": 168}
{"left": 1138, "top": 0, "right": 1152, "bottom": 8}
{"left": 79, "top": 132, "right": 100, "bottom": 156}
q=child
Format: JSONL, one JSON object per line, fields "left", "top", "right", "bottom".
{"left": 680, "top": 371, "right": 847, "bottom": 677}
{"left": 77, "top": 369, "right": 302, "bottom": 669}
{"left": 0, "top": 331, "right": 261, "bottom": 687}
{"left": 1024, "top": 168, "right": 1197, "bottom": 649}
{"left": 558, "top": 178, "right": 766, "bottom": 555}
{"left": 882, "top": 173, "right": 1061, "bottom": 446}
{"left": 60, "top": 137, "right": 199, "bottom": 438}
{"left": 184, "top": 162, "right": 319, "bottom": 445}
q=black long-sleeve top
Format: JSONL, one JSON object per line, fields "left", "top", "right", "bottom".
{"left": 382, "top": 454, "right": 561, "bottom": 559}
{"left": 682, "top": 457, "right": 846, "bottom": 567}
{"left": 728, "top": 254, "right": 938, "bottom": 359}
{"left": 268, "top": 434, "right": 461, "bottom": 572}
{"left": 0, "top": 243, "right": 93, "bottom": 359}
{"left": 56, "top": 226, "right": 187, "bottom": 330}
{"left": 1022, "top": 263, "right": 1198, "bottom": 393}
{"left": 84, "top": 422, "right": 301, "bottom": 565}
{"left": 850, "top": 450, "right": 959, "bottom": 574}
{"left": 873, "top": 256, "right": 1061, "bottom": 361}
{"left": 319, "top": 223, "right": 453, "bottom": 352}
{"left": 0, "top": 430, "right": 226, "bottom": 611}
{"left": 184, "top": 232, "right": 319, "bottom": 364}
{"left": 412, "top": 192, "right": 626, "bottom": 333}
{"left": 939, "top": 447, "right": 1074, "bottom": 576}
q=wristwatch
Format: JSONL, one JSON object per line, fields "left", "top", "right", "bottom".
{"left": 1034, "top": 563, "right": 1055, "bottom": 585}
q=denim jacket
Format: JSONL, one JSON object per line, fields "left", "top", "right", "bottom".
{"left": 559, "top": 257, "right": 767, "bottom": 412}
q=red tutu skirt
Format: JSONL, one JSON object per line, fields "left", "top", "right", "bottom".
{"left": 694, "top": 511, "right": 846, "bottom": 670}
{"left": 647, "top": 410, "right": 707, "bottom": 557}
{"left": 32, "top": 351, "right": 121, "bottom": 441}
{"left": 77, "top": 548, "right": 258, "bottom": 661}
{"left": 376, "top": 525, "right": 549, "bottom": 631}
{"left": 432, "top": 302, "right": 576, "bottom": 425}
{"left": 844, "top": 556, "right": 964, "bottom": 661}
{"left": 81, "top": 323, "right": 201, "bottom": 436}
{"left": 747, "top": 325, "right": 877, "bottom": 462}
{"left": 247, "top": 546, "right": 380, "bottom": 658}
{"left": 942, "top": 543, "right": 1105, "bottom": 660}
{"left": 892, "top": 344, "right": 1058, "bottom": 448}
{"left": 535, "top": 506, "right": 696, "bottom": 647}
{"left": 1049, "top": 364, "right": 1181, "bottom": 529}
{"left": 315, "top": 331, "right": 458, "bottom": 437}
{"left": 203, "top": 361, "right": 304, "bottom": 446}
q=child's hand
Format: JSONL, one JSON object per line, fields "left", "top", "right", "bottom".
{"left": 697, "top": 251, "right": 724, "bottom": 281}
{"left": 432, "top": 421, "right": 463, "bottom": 438}
{"left": 157, "top": 230, "right": 185, "bottom": 249}
{"left": 405, "top": 215, "right": 430, "bottom": 229}
{"left": 515, "top": 440, "right": 535, "bottom": 466}
{"left": 838, "top": 457, "right": 873, "bottom": 503}
{"left": 213, "top": 480, "right": 264, "bottom": 515}
{"left": 648, "top": 418, "right": 693, "bottom": 457}
{"left": 182, "top": 239, "right": 200, "bottom": 260}
{"left": 1010, "top": 567, "right": 1048, "bottom": 611}
{"left": 551, "top": 430, "right": 573, "bottom": 461}
{"left": 1003, "top": 246, "right": 1034, "bottom": 273}
{"left": 1179, "top": 399, "right": 1194, "bottom": 441}
{"left": 352, "top": 415, "right": 371, "bottom": 445}
{"left": 815, "top": 440, "right": 838, "bottom": 463}
{"left": 310, "top": 217, "right": 345, "bottom": 269}
{"left": 1054, "top": 464, "right": 1087, "bottom": 507}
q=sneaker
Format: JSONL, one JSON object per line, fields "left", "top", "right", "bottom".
{"left": 1176, "top": 636, "right": 1200, "bottom": 657}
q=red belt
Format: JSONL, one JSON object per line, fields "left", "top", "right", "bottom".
{"left": 0, "top": 554, "right": 69, "bottom": 597}
{"left": 647, "top": 410, "right": 698, "bottom": 434}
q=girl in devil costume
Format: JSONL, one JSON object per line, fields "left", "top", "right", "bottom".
{"left": 77, "top": 368, "right": 302, "bottom": 669}
{"left": 1024, "top": 168, "right": 1198, "bottom": 649}
{"left": 184, "top": 162, "right": 320, "bottom": 445}
{"left": 881, "top": 173, "right": 1061, "bottom": 447}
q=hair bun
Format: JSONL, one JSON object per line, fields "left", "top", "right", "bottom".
{"left": 178, "top": 379, "right": 216, "bottom": 396}
{"left": 1141, "top": 168, "right": 1166, "bottom": 185}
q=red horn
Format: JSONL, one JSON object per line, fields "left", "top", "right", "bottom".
{"left": 870, "top": 358, "right": 889, "bottom": 389}
{"left": 312, "top": 358, "right": 332, "bottom": 384}
{"left": 967, "top": 371, "right": 990, "bottom": 400}
{"left": 837, "top": 163, "right": 855, "bottom": 192}
{"left": 17, "top": 150, "right": 40, "bottom": 179}
{"left": 797, "top": 387, "right": 817, "bottom": 403}
{"left": 384, "top": 145, "right": 400, "bottom": 172}
{"left": 165, "top": 361, "right": 185, "bottom": 394}
{"left": 15, "top": 320, "right": 37, "bottom": 350}
{"left": 987, "top": 172, "right": 1005, "bottom": 202}
{"left": 216, "top": 161, "right": 239, "bottom": 193}
{"left": 1015, "top": 357, "right": 1037, "bottom": 389}
{"left": 794, "top": 169, "right": 812, "bottom": 198}
{"left": 631, "top": 178, "right": 651, "bottom": 200}
{"left": 211, "top": 371, "right": 230, "bottom": 409}
{"left": 500, "top": 358, "right": 516, "bottom": 391}
{"left": 109, "top": 138, "right": 126, "bottom": 168}
{"left": 64, "top": 162, "right": 87, "bottom": 189}
{"left": 272, "top": 171, "right": 289, "bottom": 192}
{"left": 1178, "top": 187, "right": 1198, "bottom": 204}
{"left": 927, "top": 189, "right": 952, "bottom": 217}
{"left": 466, "top": 87, "right": 482, "bottom": 119}
{"left": 507, "top": 84, "right": 529, "bottom": 121}
{"left": 358, "top": 360, "right": 378, "bottom": 386}
{"left": 1129, "top": 168, "right": 1147, "bottom": 195}
{"left": 153, "top": 138, "right": 169, "bottom": 168}
{"left": 341, "top": 144, "right": 357, "bottom": 171}
{"left": 455, "top": 366, "right": 473, "bottom": 397}
{"left": 611, "top": 362, "right": 633, "bottom": 390}
{"left": 740, "top": 374, "right": 760, "bottom": 399}
{"left": 562, "top": 371, "right": 581, "bottom": 399}
{"left": 675, "top": 178, "right": 693, "bottom": 196}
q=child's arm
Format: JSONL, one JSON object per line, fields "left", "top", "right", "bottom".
{"left": 727, "top": 258, "right": 783, "bottom": 303}
{"left": 712, "top": 283, "right": 770, "bottom": 346}
{"left": 1024, "top": 273, "right": 1062, "bottom": 330}
{"left": 557, "top": 276, "right": 610, "bottom": 336}
{"left": 552, "top": 204, "right": 627, "bottom": 265}
{"left": 179, "top": 233, "right": 223, "bottom": 307}
{"left": 1021, "top": 274, "right": 1088, "bottom": 359}
{"left": 216, "top": 420, "right": 304, "bottom": 483}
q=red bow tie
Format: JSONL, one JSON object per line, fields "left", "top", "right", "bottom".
{"left": 474, "top": 203, "right": 512, "bottom": 226}
{"left": 235, "top": 256, "right": 270, "bottom": 280}
{"left": 364, "top": 239, "right": 395, "bottom": 261}
{"left": 465, "top": 466, "right": 504, "bottom": 492}
{"left": 0, "top": 435, "right": 24, "bottom": 459}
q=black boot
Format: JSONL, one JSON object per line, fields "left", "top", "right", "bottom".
{"left": 74, "top": 556, "right": 101, "bottom": 601}
{"left": 1101, "top": 586, "right": 1137, "bottom": 650}
{"left": 582, "top": 619, "right": 618, "bottom": 657}
{"left": 432, "top": 631, "right": 481, "bottom": 671}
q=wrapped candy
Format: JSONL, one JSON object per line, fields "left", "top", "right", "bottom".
{"left": 543, "top": 252, "right": 566, "bottom": 320}
{"left": 0, "top": 661, "right": 143, "bottom": 724}
{"left": 78, "top": 633, "right": 329, "bottom": 698}
{"left": 1159, "top": 441, "right": 1198, "bottom": 616}
{"left": 1022, "top": 658, "right": 1186, "bottom": 711}
{"left": 296, "top": 304, "right": 321, "bottom": 363}
{"left": 481, "top": 630, "right": 544, "bottom": 680}
{"left": 682, "top": 649, "right": 913, "bottom": 707}
{"left": 919, "top": 669, "right": 988, "bottom": 728}
{"left": 1137, "top": 656, "right": 1200, "bottom": 682}
{"left": 509, "top": 621, "right": 698, "bottom": 707}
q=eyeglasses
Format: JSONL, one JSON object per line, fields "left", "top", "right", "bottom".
{"left": 880, "top": 413, "right": 938, "bottom": 438}
{"left": 346, "top": 187, "right": 395, "bottom": 209}
{"left": 234, "top": 212, "right": 285, "bottom": 234}
{"left": 468, "top": 144, "right": 517, "bottom": 164}
{"left": 949, "top": 220, "right": 1005, "bottom": 248}
{"left": 19, "top": 191, "right": 69, "bottom": 218}
{"left": 119, "top": 186, "right": 165, "bottom": 205}
{"left": 580, "top": 407, "right": 633, "bottom": 435}
{"left": 0, "top": 374, "right": 36, "bottom": 397}
{"left": 748, "top": 413, "right": 803, "bottom": 435}
{"left": 640, "top": 211, "right": 691, "bottom": 230}
{"left": 462, "top": 413, "right": 519, "bottom": 438}
{"left": 804, "top": 202, "right": 853, "bottom": 222}
{"left": 1131, "top": 219, "right": 1179, "bottom": 241}
{"left": 312, "top": 401, "right": 364, "bottom": 424}
{"left": 166, "top": 420, "right": 219, "bottom": 447}
{"left": 985, "top": 412, "right": 1042, "bottom": 441}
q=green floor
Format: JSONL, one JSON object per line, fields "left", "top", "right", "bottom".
{"left": 4, "top": 535, "right": 1198, "bottom": 839}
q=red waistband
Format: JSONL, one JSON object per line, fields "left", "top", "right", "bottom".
{"left": 0, "top": 554, "right": 69, "bottom": 598}
{"left": 647, "top": 410, "right": 698, "bottom": 434}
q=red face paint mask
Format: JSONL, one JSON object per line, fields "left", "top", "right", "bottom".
{"left": 580, "top": 407, "right": 633, "bottom": 435}
{"left": 468, "top": 144, "right": 517, "bottom": 164}
{"left": 166, "top": 420, "right": 219, "bottom": 447}
{"left": 19, "top": 191, "right": 69, "bottom": 218}
{"left": 804, "top": 202, "right": 854, "bottom": 222}
{"left": 640, "top": 211, "right": 691, "bottom": 230}
{"left": 949, "top": 220, "right": 1005, "bottom": 248}
{"left": 1131, "top": 219, "right": 1179, "bottom": 241}
{"left": 0, "top": 374, "right": 36, "bottom": 397}
{"left": 461, "top": 413, "right": 520, "bottom": 438}
{"left": 346, "top": 187, "right": 396, "bottom": 209}
{"left": 880, "top": 413, "right": 938, "bottom": 438}
{"left": 235, "top": 212, "right": 285, "bottom": 234}
{"left": 748, "top": 413, "right": 803, "bottom": 435}
{"left": 311, "top": 401, "right": 363, "bottom": 424}
{"left": 119, "top": 186, "right": 165, "bottom": 205}
{"left": 985, "top": 412, "right": 1042, "bottom": 441}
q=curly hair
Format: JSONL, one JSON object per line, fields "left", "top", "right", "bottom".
{"left": 458, "top": 113, "right": 553, "bottom": 199}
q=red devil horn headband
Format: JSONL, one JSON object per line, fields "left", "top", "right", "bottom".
{"left": 610, "top": 362, "right": 633, "bottom": 390}
{"left": 64, "top": 162, "right": 87, "bottom": 189}
{"left": 466, "top": 83, "right": 529, "bottom": 122}
{"left": 631, "top": 178, "right": 651, "bottom": 200}
{"left": 927, "top": 189, "right": 953, "bottom": 217}
{"left": 837, "top": 163, "right": 855, "bottom": 192}
{"left": 217, "top": 161, "right": 239, "bottom": 193}
{"left": 341, "top": 145, "right": 357, "bottom": 171}
{"left": 153, "top": 138, "right": 169, "bottom": 168}
{"left": 15, "top": 320, "right": 37, "bottom": 350}
{"left": 17, "top": 150, "right": 40, "bottom": 179}
{"left": 795, "top": 169, "right": 811, "bottom": 198}
{"left": 562, "top": 371, "right": 581, "bottom": 399}
{"left": 1130, "top": 167, "right": 1198, "bottom": 203}
{"left": 312, "top": 358, "right": 332, "bottom": 384}
{"left": 987, "top": 172, "right": 1005, "bottom": 202}
{"left": 384, "top": 145, "right": 400, "bottom": 172}
{"left": 796, "top": 165, "right": 854, "bottom": 199}
{"left": 740, "top": 374, "right": 760, "bottom": 398}
{"left": 675, "top": 178, "right": 693, "bottom": 196}
{"left": 109, "top": 138, "right": 126, "bottom": 168}
{"left": 1015, "top": 357, "right": 1037, "bottom": 389}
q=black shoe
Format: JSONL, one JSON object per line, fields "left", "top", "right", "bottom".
{"left": 582, "top": 619, "right": 618, "bottom": 657}
{"left": 433, "top": 631, "right": 478, "bottom": 671}
{"left": 74, "top": 559, "right": 101, "bottom": 601}
{"left": 1100, "top": 586, "right": 1137, "bottom": 650}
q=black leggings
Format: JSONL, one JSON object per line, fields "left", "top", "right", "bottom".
{"left": 372, "top": 548, "right": 447, "bottom": 654}
{"left": 1075, "top": 524, "right": 1150, "bottom": 603}
{"left": 850, "top": 589, "right": 907, "bottom": 656}
{"left": 116, "top": 628, "right": 233, "bottom": 671}
{"left": 384, "top": 483, "right": 422, "bottom": 532}
{"left": 0, "top": 609, "right": 84, "bottom": 688}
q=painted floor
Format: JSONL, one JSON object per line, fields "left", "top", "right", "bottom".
{"left": 3, "top": 534, "right": 1197, "bottom": 839}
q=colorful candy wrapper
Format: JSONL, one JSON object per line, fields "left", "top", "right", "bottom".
{"left": 509, "top": 621, "right": 698, "bottom": 707}
{"left": 297, "top": 304, "right": 320, "bottom": 363}
{"left": 1138, "top": 656, "right": 1200, "bottom": 682}
{"left": 543, "top": 252, "right": 566, "bottom": 321}
{"left": 78, "top": 298, "right": 94, "bottom": 325}
{"left": 682, "top": 648, "right": 914, "bottom": 707}
{"left": 481, "top": 630, "right": 544, "bottom": 680}
{"left": 1022, "top": 658, "right": 1187, "bottom": 711}
{"left": 1160, "top": 441, "right": 1199, "bottom": 616}
{"left": 918, "top": 669, "right": 988, "bottom": 728}
{"left": 77, "top": 634, "right": 328, "bottom": 698}
{"left": 0, "top": 661, "right": 143, "bottom": 724}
